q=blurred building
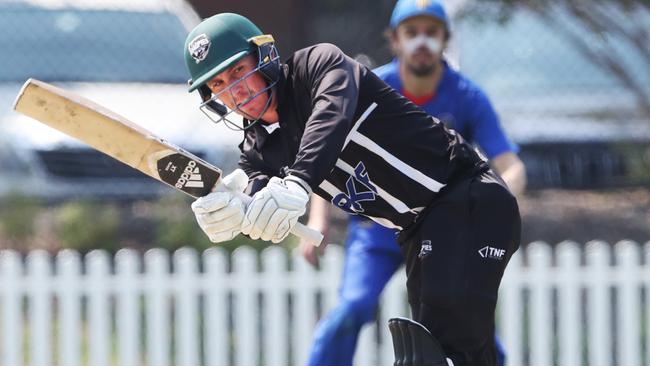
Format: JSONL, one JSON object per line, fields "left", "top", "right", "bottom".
{"left": 188, "top": 0, "right": 395, "bottom": 66}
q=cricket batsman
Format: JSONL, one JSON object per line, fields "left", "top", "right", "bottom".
{"left": 185, "top": 12, "right": 520, "bottom": 366}
{"left": 301, "top": 1, "right": 524, "bottom": 365}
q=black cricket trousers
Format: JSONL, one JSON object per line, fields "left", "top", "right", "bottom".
{"left": 398, "top": 168, "right": 521, "bottom": 366}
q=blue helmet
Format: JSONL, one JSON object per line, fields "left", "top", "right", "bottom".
{"left": 390, "top": 0, "right": 449, "bottom": 30}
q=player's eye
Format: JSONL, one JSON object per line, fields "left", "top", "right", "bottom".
{"left": 427, "top": 27, "right": 440, "bottom": 37}
{"left": 404, "top": 29, "right": 417, "bottom": 38}
{"left": 209, "top": 80, "right": 223, "bottom": 91}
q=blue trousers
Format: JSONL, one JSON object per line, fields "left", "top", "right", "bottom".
{"left": 307, "top": 217, "right": 507, "bottom": 366}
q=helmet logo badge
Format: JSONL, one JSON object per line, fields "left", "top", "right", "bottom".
{"left": 188, "top": 34, "right": 211, "bottom": 64}
{"left": 416, "top": 0, "right": 430, "bottom": 9}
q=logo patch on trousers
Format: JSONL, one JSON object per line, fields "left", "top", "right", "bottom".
{"left": 418, "top": 240, "right": 432, "bottom": 259}
{"left": 478, "top": 246, "right": 506, "bottom": 260}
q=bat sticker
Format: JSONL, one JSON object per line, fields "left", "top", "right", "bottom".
{"left": 155, "top": 152, "right": 221, "bottom": 197}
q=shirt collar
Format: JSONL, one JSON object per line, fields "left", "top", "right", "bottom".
{"left": 262, "top": 122, "right": 281, "bottom": 134}
{"left": 248, "top": 119, "right": 281, "bottom": 151}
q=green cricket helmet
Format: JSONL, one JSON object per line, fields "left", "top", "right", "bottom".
{"left": 184, "top": 13, "right": 281, "bottom": 130}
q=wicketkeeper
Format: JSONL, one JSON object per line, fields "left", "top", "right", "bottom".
{"left": 184, "top": 13, "right": 520, "bottom": 366}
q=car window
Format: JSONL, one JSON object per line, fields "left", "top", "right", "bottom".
{"left": 0, "top": 3, "right": 188, "bottom": 83}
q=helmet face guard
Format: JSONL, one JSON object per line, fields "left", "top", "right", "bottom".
{"left": 196, "top": 36, "right": 281, "bottom": 131}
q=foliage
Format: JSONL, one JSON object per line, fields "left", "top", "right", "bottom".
{"left": 459, "top": 0, "right": 650, "bottom": 116}
{"left": 0, "top": 192, "right": 42, "bottom": 247}
{"left": 55, "top": 200, "right": 120, "bottom": 253}
{"left": 151, "top": 194, "right": 213, "bottom": 252}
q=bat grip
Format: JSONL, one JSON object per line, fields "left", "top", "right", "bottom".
{"left": 232, "top": 192, "right": 324, "bottom": 247}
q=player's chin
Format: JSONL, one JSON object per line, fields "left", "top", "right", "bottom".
{"left": 239, "top": 105, "right": 263, "bottom": 120}
{"left": 243, "top": 98, "right": 269, "bottom": 117}
{"left": 406, "top": 62, "right": 436, "bottom": 77}
{"left": 411, "top": 52, "right": 436, "bottom": 64}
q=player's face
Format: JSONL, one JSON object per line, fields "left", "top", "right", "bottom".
{"left": 394, "top": 16, "right": 447, "bottom": 76}
{"left": 206, "top": 55, "right": 276, "bottom": 121}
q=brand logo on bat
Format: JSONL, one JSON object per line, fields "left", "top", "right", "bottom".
{"left": 175, "top": 160, "right": 204, "bottom": 189}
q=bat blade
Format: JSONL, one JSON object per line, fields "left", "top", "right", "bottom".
{"left": 12, "top": 78, "right": 324, "bottom": 246}
{"left": 13, "top": 78, "right": 220, "bottom": 197}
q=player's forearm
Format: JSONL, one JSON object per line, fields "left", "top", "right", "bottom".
{"left": 499, "top": 161, "right": 526, "bottom": 196}
{"left": 491, "top": 152, "right": 527, "bottom": 196}
{"left": 307, "top": 195, "right": 330, "bottom": 233}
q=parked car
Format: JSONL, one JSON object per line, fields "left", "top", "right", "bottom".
{"left": 0, "top": 0, "right": 242, "bottom": 199}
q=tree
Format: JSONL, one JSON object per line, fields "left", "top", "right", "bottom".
{"left": 459, "top": 0, "right": 650, "bottom": 117}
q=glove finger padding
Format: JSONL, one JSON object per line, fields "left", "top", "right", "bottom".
{"left": 245, "top": 198, "right": 279, "bottom": 240}
{"left": 241, "top": 176, "right": 309, "bottom": 243}
{"left": 191, "top": 192, "right": 231, "bottom": 214}
{"left": 270, "top": 212, "right": 299, "bottom": 243}
{"left": 198, "top": 203, "right": 245, "bottom": 231}
{"left": 206, "top": 229, "right": 241, "bottom": 244}
{"left": 241, "top": 190, "right": 272, "bottom": 238}
{"left": 261, "top": 209, "right": 289, "bottom": 242}
{"left": 192, "top": 191, "right": 245, "bottom": 243}
{"left": 196, "top": 199, "right": 244, "bottom": 225}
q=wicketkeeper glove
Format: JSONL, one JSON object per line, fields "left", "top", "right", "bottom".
{"left": 191, "top": 169, "right": 249, "bottom": 243}
{"left": 241, "top": 175, "right": 311, "bottom": 243}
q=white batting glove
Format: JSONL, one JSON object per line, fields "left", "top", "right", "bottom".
{"left": 191, "top": 169, "right": 249, "bottom": 243}
{"left": 241, "top": 176, "right": 311, "bottom": 243}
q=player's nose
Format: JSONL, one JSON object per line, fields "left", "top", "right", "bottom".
{"left": 231, "top": 83, "right": 251, "bottom": 104}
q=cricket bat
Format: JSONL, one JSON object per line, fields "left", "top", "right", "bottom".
{"left": 13, "top": 78, "right": 323, "bottom": 247}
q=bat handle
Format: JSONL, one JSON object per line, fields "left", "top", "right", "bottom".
{"left": 290, "top": 221, "right": 325, "bottom": 247}
{"left": 232, "top": 192, "right": 324, "bottom": 247}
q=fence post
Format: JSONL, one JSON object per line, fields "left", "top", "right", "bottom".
{"left": 27, "top": 250, "right": 52, "bottom": 366}
{"left": 557, "top": 241, "right": 581, "bottom": 366}
{"left": 641, "top": 241, "right": 650, "bottom": 366}
{"left": 174, "top": 248, "right": 200, "bottom": 366}
{"left": 292, "top": 248, "right": 318, "bottom": 366}
{"left": 232, "top": 246, "right": 259, "bottom": 366}
{"left": 615, "top": 240, "right": 641, "bottom": 366}
{"left": 529, "top": 242, "right": 552, "bottom": 366}
{"left": 586, "top": 240, "right": 612, "bottom": 366}
{"left": 115, "top": 248, "right": 140, "bottom": 366}
{"left": 57, "top": 250, "right": 81, "bottom": 366}
{"left": 262, "top": 246, "right": 289, "bottom": 366}
{"left": 203, "top": 247, "right": 229, "bottom": 366}
{"left": 144, "top": 249, "right": 170, "bottom": 366}
{"left": 87, "top": 250, "right": 111, "bottom": 366}
{"left": 1, "top": 250, "right": 23, "bottom": 366}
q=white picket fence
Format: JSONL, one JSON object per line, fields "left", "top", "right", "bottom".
{"left": 0, "top": 240, "right": 648, "bottom": 366}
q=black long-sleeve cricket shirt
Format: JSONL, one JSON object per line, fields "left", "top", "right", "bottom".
{"left": 239, "top": 43, "right": 486, "bottom": 230}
